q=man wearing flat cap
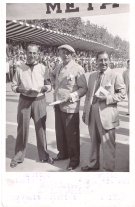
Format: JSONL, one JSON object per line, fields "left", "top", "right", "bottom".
{"left": 51, "top": 44, "right": 87, "bottom": 171}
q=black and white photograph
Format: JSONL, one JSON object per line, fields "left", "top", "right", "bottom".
{"left": 5, "top": 3, "right": 130, "bottom": 172}
{"left": 1, "top": 2, "right": 135, "bottom": 207}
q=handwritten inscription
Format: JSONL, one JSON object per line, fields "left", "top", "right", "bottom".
{"left": 5, "top": 172, "right": 130, "bottom": 205}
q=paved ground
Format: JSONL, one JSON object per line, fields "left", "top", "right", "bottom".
{"left": 6, "top": 68, "right": 129, "bottom": 172}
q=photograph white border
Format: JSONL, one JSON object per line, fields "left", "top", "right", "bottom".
{"left": 1, "top": 1, "right": 135, "bottom": 207}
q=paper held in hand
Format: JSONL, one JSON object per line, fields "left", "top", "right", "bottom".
{"left": 29, "top": 87, "right": 42, "bottom": 93}
{"left": 31, "top": 88, "right": 40, "bottom": 92}
{"left": 49, "top": 100, "right": 61, "bottom": 106}
{"left": 95, "top": 86, "right": 109, "bottom": 96}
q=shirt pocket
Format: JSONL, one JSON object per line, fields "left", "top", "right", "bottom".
{"left": 67, "top": 76, "right": 76, "bottom": 86}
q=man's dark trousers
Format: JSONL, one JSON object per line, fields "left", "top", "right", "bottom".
{"left": 55, "top": 104, "right": 80, "bottom": 166}
{"left": 13, "top": 94, "right": 49, "bottom": 162}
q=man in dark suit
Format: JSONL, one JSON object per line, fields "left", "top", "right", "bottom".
{"left": 81, "top": 51, "right": 126, "bottom": 172}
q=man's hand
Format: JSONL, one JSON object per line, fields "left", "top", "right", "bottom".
{"left": 82, "top": 113, "right": 86, "bottom": 123}
{"left": 16, "top": 87, "right": 33, "bottom": 95}
{"left": 95, "top": 95, "right": 107, "bottom": 102}
{"left": 40, "top": 86, "right": 48, "bottom": 93}
{"left": 60, "top": 93, "right": 71, "bottom": 103}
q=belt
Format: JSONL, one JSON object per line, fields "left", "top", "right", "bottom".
{"left": 20, "top": 94, "right": 45, "bottom": 101}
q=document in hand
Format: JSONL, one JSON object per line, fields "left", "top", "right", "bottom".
{"left": 31, "top": 87, "right": 42, "bottom": 93}
{"left": 49, "top": 100, "right": 61, "bottom": 106}
{"left": 95, "top": 86, "right": 109, "bottom": 96}
{"left": 31, "top": 89, "right": 40, "bottom": 92}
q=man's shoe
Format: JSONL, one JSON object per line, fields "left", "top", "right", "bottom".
{"left": 53, "top": 156, "right": 69, "bottom": 161}
{"left": 67, "top": 163, "right": 79, "bottom": 171}
{"left": 41, "top": 157, "right": 54, "bottom": 164}
{"left": 81, "top": 166, "right": 99, "bottom": 172}
{"left": 10, "top": 160, "right": 18, "bottom": 168}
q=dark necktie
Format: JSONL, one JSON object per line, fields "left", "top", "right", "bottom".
{"left": 92, "top": 71, "right": 104, "bottom": 104}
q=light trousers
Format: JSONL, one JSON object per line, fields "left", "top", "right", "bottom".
{"left": 88, "top": 102, "right": 116, "bottom": 172}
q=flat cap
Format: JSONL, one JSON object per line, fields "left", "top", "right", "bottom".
{"left": 58, "top": 44, "right": 75, "bottom": 53}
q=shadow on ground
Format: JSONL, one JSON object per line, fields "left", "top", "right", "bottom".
{"left": 6, "top": 135, "right": 58, "bottom": 161}
{"left": 116, "top": 127, "right": 129, "bottom": 136}
{"left": 115, "top": 142, "right": 129, "bottom": 172}
{"left": 6, "top": 134, "right": 129, "bottom": 172}
{"left": 119, "top": 115, "right": 129, "bottom": 123}
{"left": 80, "top": 137, "right": 129, "bottom": 172}
{"left": 6, "top": 135, "right": 69, "bottom": 172}
{"left": 119, "top": 110, "right": 129, "bottom": 116}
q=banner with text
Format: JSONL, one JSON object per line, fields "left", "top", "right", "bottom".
{"left": 7, "top": 3, "right": 129, "bottom": 20}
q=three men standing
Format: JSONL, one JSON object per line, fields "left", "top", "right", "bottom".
{"left": 10, "top": 44, "right": 126, "bottom": 172}
{"left": 81, "top": 51, "right": 126, "bottom": 172}
{"left": 51, "top": 45, "right": 87, "bottom": 171}
{"left": 10, "top": 44, "right": 53, "bottom": 168}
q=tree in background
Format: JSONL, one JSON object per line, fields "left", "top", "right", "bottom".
{"left": 15, "top": 18, "right": 130, "bottom": 59}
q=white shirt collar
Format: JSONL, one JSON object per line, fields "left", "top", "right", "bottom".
{"left": 99, "top": 67, "right": 109, "bottom": 74}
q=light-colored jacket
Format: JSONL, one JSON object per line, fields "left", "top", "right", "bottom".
{"left": 83, "top": 68, "right": 126, "bottom": 130}
{"left": 51, "top": 60, "right": 87, "bottom": 113}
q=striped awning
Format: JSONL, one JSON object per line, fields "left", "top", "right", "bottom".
{"left": 6, "top": 20, "right": 116, "bottom": 53}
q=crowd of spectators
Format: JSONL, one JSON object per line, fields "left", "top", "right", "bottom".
{"left": 6, "top": 40, "right": 127, "bottom": 83}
